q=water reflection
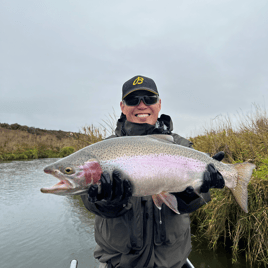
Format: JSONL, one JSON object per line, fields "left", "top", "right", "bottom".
{"left": 189, "top": 239, "right": 248, "bottom": 268}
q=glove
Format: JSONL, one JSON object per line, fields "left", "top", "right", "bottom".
{"left": 87, "top": 170, "right": 132, "bottom": 208}
{"left": 200, "top": 151, "right": 225, "bottom": 193}
{"left": 212, "top": 151, "right": 225, "bottom": 161}
{"left": 184, "top": 151, "right": 225, "bottom": 194}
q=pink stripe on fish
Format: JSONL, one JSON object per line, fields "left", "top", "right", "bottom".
{"left": 104, "top": 153, "right": 207, "bottom": 195}
{"left": 108, "top": 153, "right": 206, "bottom": 174}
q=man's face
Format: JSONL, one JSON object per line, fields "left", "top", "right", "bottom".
{"left": 120, "top": 90, "right": 161, "bottom": 125}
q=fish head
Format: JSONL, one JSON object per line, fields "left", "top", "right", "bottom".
{"left": 40, "top": 156, "right": 102, "bottom": 195}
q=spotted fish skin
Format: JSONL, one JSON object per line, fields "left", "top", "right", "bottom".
{"left": 41, "top": 135, "right": 255, "bottom": 213}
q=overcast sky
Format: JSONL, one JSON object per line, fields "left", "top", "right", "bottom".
{"left": 1, "top": 0, "right": 268, "bottom": 138}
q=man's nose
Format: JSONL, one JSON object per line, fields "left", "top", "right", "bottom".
{"left": 137, "top": 100, "right": 147, "bottom": 108}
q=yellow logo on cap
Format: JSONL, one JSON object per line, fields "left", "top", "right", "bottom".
{"left": 133, "top": 77, "right": 144, "bottom": 85}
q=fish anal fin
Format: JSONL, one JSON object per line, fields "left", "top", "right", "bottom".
{"left": 153, "top": 192, "right": 180, "bottom": 214}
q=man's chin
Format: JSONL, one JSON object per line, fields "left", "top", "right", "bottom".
{"left": 134, "top": 117, "right": 156, "bottom": 125}
{"left": 136, "top": 116, "right": 150, "bottom": 123}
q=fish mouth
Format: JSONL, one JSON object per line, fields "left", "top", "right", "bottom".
{"left": 41, "top": 168, "right": 74, "bottom": 194}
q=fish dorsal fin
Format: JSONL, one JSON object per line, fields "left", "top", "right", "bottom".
{"left": 148, "top": 134, "right": 174, "bottom": 143}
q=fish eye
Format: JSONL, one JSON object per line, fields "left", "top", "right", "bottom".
{"left": 64, "top": 167, "right": 74, "bottom": 174}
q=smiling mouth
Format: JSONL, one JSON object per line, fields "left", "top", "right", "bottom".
{"left": 136, "top": 114, "right": 150, "bottom": 117}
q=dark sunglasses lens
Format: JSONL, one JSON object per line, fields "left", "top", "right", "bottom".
{"left": 124, "top": 95, "right": 158, "bottom": 106}
{"left": 124, "top": 97, "right": 140, "bottom": 106}
{"left": 144, "top": 96, "right": 158, "bottom": 105}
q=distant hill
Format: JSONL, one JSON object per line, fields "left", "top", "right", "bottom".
{"left": 0, "top": 123, "right": 76, "bottom": 140}
{"left": 0, "top": 122, "right": 103, "bottom": 161}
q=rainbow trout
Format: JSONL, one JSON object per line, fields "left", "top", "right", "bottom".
{"left": 41, "top": 135, "right": 255, "bottom": 214}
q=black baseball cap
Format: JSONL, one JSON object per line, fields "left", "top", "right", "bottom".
{"left": 122, "top": 75, "right": 159, "bottom": 99}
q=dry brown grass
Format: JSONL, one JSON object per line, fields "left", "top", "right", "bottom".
{"left": 0, "top": 124, "right": 104, "bottom": 160}
{"left": 190, "top": 105, "right": 268, "bottom": 267}
{"left": 0, "top": 128, "right": 79, "bottom": 153}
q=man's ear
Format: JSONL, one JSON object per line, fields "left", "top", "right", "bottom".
{"left": 120, "top": 101, "right": 125, "bottom": 114}
{"left": 158, "top": 98, "right": 162, "bottom": 110}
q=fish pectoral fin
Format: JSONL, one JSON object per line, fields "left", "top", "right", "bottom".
{"left": 152, "top": 194, "right": 164, "bottom": 210}
{"left": 152, "top": 192, "right": 180, "bottom": 214}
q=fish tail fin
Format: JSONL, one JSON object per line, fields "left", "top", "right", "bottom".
{"left": 230, "top": 162, "right": 255, "bottom": 213}
{"left": 152, "top": 192, "right": 180, "bottom": 214}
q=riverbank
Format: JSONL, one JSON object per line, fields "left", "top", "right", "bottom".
{"left": 0, "top": 123, "right": 103, "bottom": 161}
{"left": 189, "top": 107, "right": 268, "bottom": 267}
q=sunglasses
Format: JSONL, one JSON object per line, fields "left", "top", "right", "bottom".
{"left": 123, "top": 95, "right": 159, "bottom": 106}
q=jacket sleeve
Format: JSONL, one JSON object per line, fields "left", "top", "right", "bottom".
{"left": 171, "top": 133, "right": 211, "bottom": 213}
{"left": 80, "top": 194, "right": 132, "bottom": 219}
{"left": 173, "top": 191, "right": 211, "bottom": 214}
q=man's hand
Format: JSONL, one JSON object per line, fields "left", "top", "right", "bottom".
{"left": 87, "top": 170, "right": 132, "bottom": 208}
{"left": 184, "top": 151, "right": 225, "bottom": 194}
{"left": 200, "top": 151, "right": 225, "bottom": 193}
{"left": 212, "top": 151, "right": 225, "bottom": 161}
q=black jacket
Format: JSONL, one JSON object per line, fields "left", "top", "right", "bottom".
{"left": 81, "top": 114, "right": 210, "bottom": 268}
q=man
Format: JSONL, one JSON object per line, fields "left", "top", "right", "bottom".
{"left": 81, "top": 75, "right": 225, "bottom": 268}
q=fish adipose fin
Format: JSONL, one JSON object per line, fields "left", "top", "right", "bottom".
{"left": 152, "top": 192, "right": 180, "bottom": 214}
{"left": 230, "top": 162, "right": 255, "bottom": 213}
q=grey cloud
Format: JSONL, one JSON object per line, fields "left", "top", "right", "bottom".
{"left": 1, "top": 0, "right": 268, "bottom": 137}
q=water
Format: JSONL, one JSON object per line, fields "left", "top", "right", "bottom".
{"left": 0, "top": 159, "right": 256, "bottom": 268}
{"left": 0, "top": 159, "right": 98, "bottom": 268}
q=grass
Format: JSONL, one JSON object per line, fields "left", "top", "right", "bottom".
{"left": 189, "top": 105, "right": 268, "bottom": 267}
{"left": 0, "top": 124, "right": 104, "bottom": 161}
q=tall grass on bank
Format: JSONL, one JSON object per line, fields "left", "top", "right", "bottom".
{"left": 190, "top": 105, "right": 268, "bottom": 165}
{"left": 189, "top": 106, "right": 268, "bottom": 267}
{"left": 0, "top": 124, "right": 104, "bottom": 161}
{"left": 100, "top": 108, "right": 118, "bottom": 137}
{"left": 73, "top": 125, "right": 105, "bottom": 147}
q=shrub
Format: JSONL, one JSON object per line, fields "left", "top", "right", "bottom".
{"left": 59, "top": 146, "right": 75, "bottom": 157}
{"left": 24, "top": 149, "right": 38, "bottom": 159}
